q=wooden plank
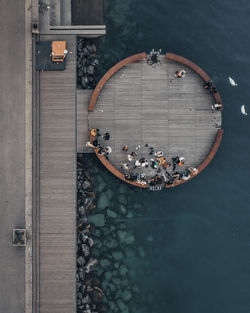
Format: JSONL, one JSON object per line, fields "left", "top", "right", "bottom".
{"left": 39, "top": 35, "right": 76, "bottom": 313}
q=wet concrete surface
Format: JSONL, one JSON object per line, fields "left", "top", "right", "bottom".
{"left": 0, "top": 0, "right": 26, "bottom": 312}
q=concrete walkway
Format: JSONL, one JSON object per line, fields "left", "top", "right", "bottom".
{"left": 0, "top": 0, "right": 26, "bottom": 312}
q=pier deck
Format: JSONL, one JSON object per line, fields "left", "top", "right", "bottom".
{"left": 38, "top": 35, "right": 76, "bottom": 313}
{"left": 88, "top": 54, "right": 222, "bottom": 187}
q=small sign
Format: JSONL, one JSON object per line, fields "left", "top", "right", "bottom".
{"left": 149, "top": 186, "right": 162, "bottom": 191}
{"left": 13, "top": 229, "right": 26, "bottom": 246}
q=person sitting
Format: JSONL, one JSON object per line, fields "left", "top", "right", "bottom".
{"left": 157, "top": 156, "right": 168, "bottom": 166}
{"left": 212, "top": 103, "right": 223, "bottom": 111}
{"left": 163, "top": 159, "right": 171, "bottom": 169}
{"left": 90, "top": 128, "right": 100, "bottom": 137}
{"left": 204, "top": 80, "right": 213, "bottom": 89}
{"left": 127, "top": 154, "right": 133, "bottom": 161}
{"left": 121, "top": 163, "right": 130, "bottom": 170}
{"left": 148, "top": 147, "right": 154, "bottom": 155}
{"left": 137, "top": 179, "right": 147, "bottom": 186}
{"left": 188, "top": 167, "right": 198, "bottom": 175}
{"left": 172, "top": 172, "right": 182, "bottom": 183}
{"left": 204, "top": 80, "right": 217, "bottom": 94}
{"left": 172, "top": 156, "right": 185, "bottom": 171}
{"left": 155, "top": 175, "right": 163, "bottom": 185}
{"left": 86, "top": 141, "right": 95, "bottom": 149}
{"left": 175, "top": 70, "right": 186, "bottom": 78}
{"left": 124, "top": 173, "right": 137, "bottom": 181}
{"left": 182, "top": 172, "right": 191, "bottom": 181}
{"left": 134, "top": 160, "right": 141, "bottom": 168}
{"left": 124, "top": 173, "right": 131, "bottom": 180}
{"left": 105, "top": 146, "right": 112, "bottom": 156}
{"left": 98, "top": 147, "right": 105, "bottom": 156}
{"left": 103, "top": 132, "right": 110, "bottom": 140}
{"left": 122, "top": 145, "right": 128, "bottom": 151}
{"left": 151, "top": 160, "right": 159, "bottom": 169}
{"left": 131, "top": 151, "right": 137, "bottom": 157}
{"left": 155, "top": 151, "right": 164, "bottom": 158}
{"left": 210, "top": 85, "right": 217, "bottom": 94}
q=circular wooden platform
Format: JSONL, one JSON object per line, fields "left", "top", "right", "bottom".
{"left": 88, "top": 53, "right": 223, "bottom": 188}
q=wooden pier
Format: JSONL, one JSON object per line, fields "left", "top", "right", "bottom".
{"left": 88, "top": 53, "right": 223, "bottom": 188}
{"left": 37, "top": 35, "right": 76, "bottom": 313}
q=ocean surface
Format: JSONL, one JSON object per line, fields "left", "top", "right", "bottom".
{"left": 88, "top": 1, "right": 250, "bottom": 312}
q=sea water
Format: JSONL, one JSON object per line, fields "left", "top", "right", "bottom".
{"left": 88, "top": 1, "right": 250, "bottom": 312}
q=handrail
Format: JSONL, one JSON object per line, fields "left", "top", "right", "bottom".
{"left": 88, "top": 53, "right": 147, "bottom": 111}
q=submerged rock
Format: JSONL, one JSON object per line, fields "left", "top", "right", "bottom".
{"left": 112, "top": 251, "right": 123, "bottom": 261}
{"left": 119, "top": 184, "right": 127, "bottom": 194}
{"left": 109, "top": 301, "right": 116, "bottom": 310}
{"left": 117, "top": 230, "right": 127, "bottom": 243}
{"left": 88, "top": 214, "right": 105, "bottom": 227}
{"left": 121, "top": 307, "right": 130, "bottom": 313}
{"left": 138, "top": 246, "right": 145, "bottom": 258}
{"left": 147, "top": 235, "right": 154, "bottom": 242}
{"left": 125, "top": 248, "right": 135, "bottom": 259}
{"left": 126, "top": 210, "right": 134, "bottom": 218}
{"left": 112, "top": 277, "right": 122, "bottom": 286}
{"left": 132, "top": 284, "right": 140, "bottom": 293}
{"left": 118, "top": 194, "right": 127, "bottom": 205}
{"left": 107, "top": 209, "right": 117, "bottom": 218}
{"left": 117, "top": 299, "right": 126, "bottom": 311}
{"left": 97, "top": 193, "right": 110, "bottom": 210}
{"left": 106, "top": 189, "right": 113, "bottom": 199}
{"left": 118, "top": 204, "right": 127, "bottom": 216}
{"left": 119, "top": 223, "right": 127, "bottom": 230}
{"left": 104, "top": 271, "right": 113, "bottom": 281}
{"left": 114, "top": 262, "right": 120, "bottom": 269}
{"left": 106, "top": 238, "right": 118, "bottom": 249}
{"left": 122, "top": 290, "right": 132, "bottom": 302}
{"left": 100, "top": 258, "right": 111, "bottom": 267}
{"left": 98, "top": 181, "right": 106, "bottom": 193}
{"left": 124, "top": 231, "right": 135, "bottom": 245}
{"left": 119, "top": 264, "right": 128, "bottom": 276}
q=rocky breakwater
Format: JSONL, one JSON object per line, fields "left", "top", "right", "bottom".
{"left": 77, "top": 38, "right": 100, "bottom": 89}
{"left": 77, "top": 163, "right": 106, "bottom": 313}
{"left": 77, "top": 159, "right": 147, "bottom": 313}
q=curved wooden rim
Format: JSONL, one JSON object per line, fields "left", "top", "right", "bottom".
{"left": 88, "top": 53, "right": 147, "bottom": 112}
{"left": 165, "top": 129, "right": 224, "bottom": 188}
{"left": 165, "top": 53, "right": 223, "bottom": 108}
{"left": 89, "top": 53, "right": 223, "bottom": 189}
{"left": 94, "top": 148, "right": 147, "bottom": 188}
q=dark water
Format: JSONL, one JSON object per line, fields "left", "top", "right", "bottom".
{"left": 90, "top": 1, "right": 250, "bottom": 312}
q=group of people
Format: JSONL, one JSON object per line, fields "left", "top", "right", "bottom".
{"left": 86, "top": 128, "right": 199, "bottom": 187}
{"left": 175, "top": 70, "right": 223, "bottom": 111}
{"left": 120, "top": 145, "right": 198, "bottom": 187}
{"left": 203, "top": 80, "right": 223, "bottom": 111}
{"left": 86, "top": 129, "right": 112, "bottom": 158}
